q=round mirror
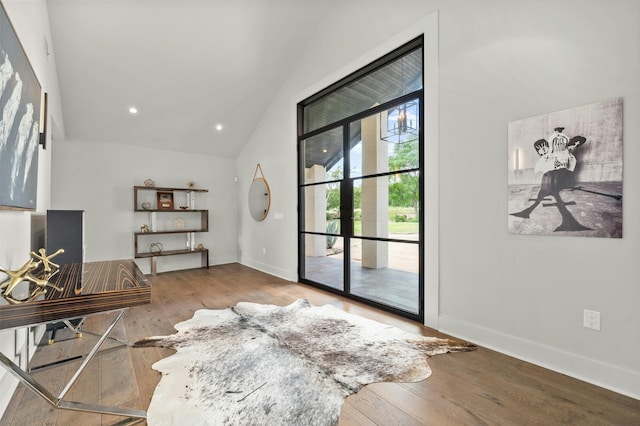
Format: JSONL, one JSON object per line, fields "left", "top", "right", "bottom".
{"left": 248, "top": 177, "right": 271, "bottom": 221}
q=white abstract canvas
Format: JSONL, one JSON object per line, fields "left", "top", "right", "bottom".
{"left": 0, "top": 4, "right": 41, "bottom": 210}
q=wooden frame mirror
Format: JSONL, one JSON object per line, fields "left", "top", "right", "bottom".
{"left": 248, "top": 164, "right": 271, "bottom": 221}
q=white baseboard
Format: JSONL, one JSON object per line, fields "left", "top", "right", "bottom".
{"left": 239, "top": 258, "right": 296, "bottom": 282}
{"left": 439, "top": 315, "right": 640, "bottom": 401}
{"left": 208, "top": 256, "right": 238, "bottom": 266}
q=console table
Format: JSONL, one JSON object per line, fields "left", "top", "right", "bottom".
{"left": 0, "top": 259, "right": 151, "bottom": 420}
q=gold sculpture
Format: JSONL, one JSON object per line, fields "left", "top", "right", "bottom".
{"left": 149, "top": 242, "right": 163, "bottom": 254}
{"left": 0, "top": 248, "right": 65, "bottom": 304}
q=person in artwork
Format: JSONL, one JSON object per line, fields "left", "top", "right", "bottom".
{"left": 511, "top": 127, "right": 591, "bottom": 231}
{"left": 534, "top": 127, "right": 586, "bottom": 175}
{"left": 533, "top": 138, "right": 554, "bottom": 174}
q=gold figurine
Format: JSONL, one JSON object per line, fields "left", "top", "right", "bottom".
{"left": 31, "top": 248, "right": 63, "bottom": 273}
{"left": 0, "top": 248, "right": 65, "bottom": 304}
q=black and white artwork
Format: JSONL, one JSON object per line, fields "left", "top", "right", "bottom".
{"left": 0, "top": 3, "right": 41, "bottom": 210}
{"left": 508, "top": 98, "right": 623, "bottom": 238}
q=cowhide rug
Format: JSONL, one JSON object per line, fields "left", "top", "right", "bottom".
{"left": 134, "top": 298, "right": 475, "bottom": 425}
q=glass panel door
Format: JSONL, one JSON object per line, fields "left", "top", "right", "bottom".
{"left": 299, "top": 98, "right": 423, "bottom": 317}
{"left": 300, "top": 126, "right": 345, "bottom": 291}
{"left": 298, "top": 37, "right": 424, "bottom": 321}
{"left": 348, "top": 104, "right": 421, "bottom": 315}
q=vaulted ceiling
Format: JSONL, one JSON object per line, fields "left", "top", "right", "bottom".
{"left": 46, "top": 0, "right": 336, "bottom": 157}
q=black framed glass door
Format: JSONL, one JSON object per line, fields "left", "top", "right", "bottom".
{"left": 298, "top": 38, "right": 424, "bottom": 321}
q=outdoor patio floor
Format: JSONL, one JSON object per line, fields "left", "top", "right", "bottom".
{"left": 304, "top": 253, "right": 420, "bottom": 315}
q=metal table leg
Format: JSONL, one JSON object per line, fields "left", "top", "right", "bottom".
{"left": 0, "top": 309, "right": 146, "bottom": 420}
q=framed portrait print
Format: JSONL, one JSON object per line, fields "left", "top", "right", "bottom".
{"left": 157, "top": 191, "right": 174, "bottom": 210}
{"left": 507, "top": 98, "right": 623, "bottom": 238}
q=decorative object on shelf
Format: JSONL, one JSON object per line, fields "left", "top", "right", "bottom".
{"left": 149, "top": 242, "right": 164, "bottom": 254}
{"left": 157, "top": 191, "right": 174, "bottom": 210}
{"left": 248, "top": 163, "right": 271, "bottom": 222}
{"left": 140, "top": 224, "right": 150, "bottom": 233}
{"left": 144, "top": 179, "right": 156, "bottom": 187}
{"left": 196, "top": 243, "right": 204, "bottom": 251}
{"left": 173, "top": 217, "right": 185, "bottom": 229}
{"left": 179, "top": 205, "right": 189, "bottom": 210}
{"left": 0, "top": 3, "right": 43, "bottom": 211}
{"left": 141, "top": 201, "right": 151, "bottom": 210}
{"left": 187, "top": 181, "right": 195, "bottom": 189}
{"left": 0, "top": 248, "right": 65, "bottom": 304}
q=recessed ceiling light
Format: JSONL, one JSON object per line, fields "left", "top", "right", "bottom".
{"left": 215, "top": 124, "right": 223, "bottom": 131}
{"left": 128, "top": 106, "right": 138, "bottom": 114}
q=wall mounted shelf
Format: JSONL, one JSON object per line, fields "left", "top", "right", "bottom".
{"left": 133, "top": 186, "right": 209, "bottom": 275}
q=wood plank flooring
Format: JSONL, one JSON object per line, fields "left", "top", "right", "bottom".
{"left": 1, "top": 263, "right": 638, "bottom": 425}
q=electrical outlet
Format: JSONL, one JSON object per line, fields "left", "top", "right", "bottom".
{"left": 583, "top": 309, "right": 601, "bottom": 331}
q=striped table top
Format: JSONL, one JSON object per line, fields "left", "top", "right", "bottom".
{"left": 0, "top": 259, "right": 151, "bottom": 330}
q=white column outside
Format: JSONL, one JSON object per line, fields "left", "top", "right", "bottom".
{"left": 360, "top": 114, "right": 388, "bottom": 269}
{"left": 304, "top": 165, "right": 327, "bottom": 257}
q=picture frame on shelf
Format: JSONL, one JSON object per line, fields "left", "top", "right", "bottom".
{"left": 157, "top": 191, "right": 174, "bottom": 210}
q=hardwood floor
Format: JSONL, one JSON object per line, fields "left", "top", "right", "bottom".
{"left": 2, "top": 263, "right": 638, "bottom": 425}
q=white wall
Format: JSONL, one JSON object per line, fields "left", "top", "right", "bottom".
{"left": 51, "top": 140, "right": 239, "bottom": 274}
{"left": 0, "top": 0, "right": 63, "bottom": 414}
{"left": 237, "top": 0, "right": 640, "bottom": 399}
{"left": 1, "top": 0, "right": 638, "bottom": 416}
{"left": 436, "top": 0, "right": 639, "bottom": 400}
